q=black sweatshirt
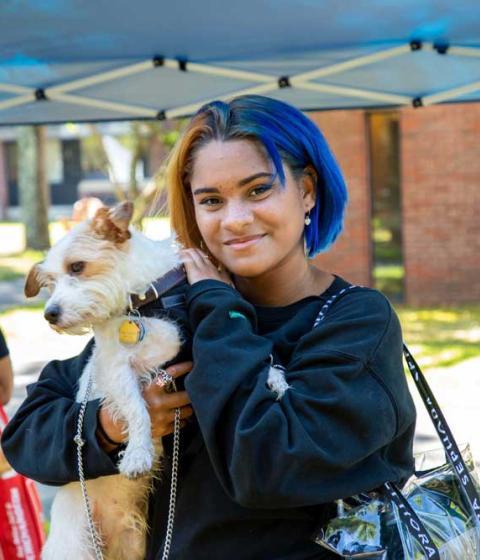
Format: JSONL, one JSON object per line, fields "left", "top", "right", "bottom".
{"left": 1, "top": 275, "right": 416, "bottom": 560}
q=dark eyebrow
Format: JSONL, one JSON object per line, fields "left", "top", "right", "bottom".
{"left": 238, "top": 172, "right": 274, "bottom": 186}
{"left": 192, "top": 172, "right": 274, "bottom": 196}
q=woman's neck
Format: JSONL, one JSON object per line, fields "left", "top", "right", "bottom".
{"left": 233, "top": 250, "right": 334, "bottom": 307}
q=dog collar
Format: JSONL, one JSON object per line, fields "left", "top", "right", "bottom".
{"left": 128, "top": 266, "right": 187, "bottom": 311}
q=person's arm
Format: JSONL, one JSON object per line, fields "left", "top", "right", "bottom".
{"left": 185, "top": 280, "right": 416, "bottom": 508}
{"left": 0, "top": 340, "right": 121, "bottom": 485}
{"left": 0, "top": 355, "right": 13, "bottom": 405}
{"left": 0, "top": 329, "right": 13, "bottom": 406}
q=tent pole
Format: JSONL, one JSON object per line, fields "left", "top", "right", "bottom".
{"left": 50, "top": 92, "right": 157, "bottom": 117}
{"left": 422, "top": 80, "right": 480, "bottom": 106}
{"left": 292, "top": 45, "right": 411, "bottom": 82}
{"left": 293, "top": 81, "right": 411, "bottom": 105}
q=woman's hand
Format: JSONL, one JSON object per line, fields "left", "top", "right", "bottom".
{"left": 181, "top": 248, "right": 233, "bottom": 286}
{"left": 97, "top": 361, "right": 194, "bottom": 452}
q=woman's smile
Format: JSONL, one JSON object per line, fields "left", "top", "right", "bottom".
{"left": 224, "top": 234, "right": 266, "bottom": 250}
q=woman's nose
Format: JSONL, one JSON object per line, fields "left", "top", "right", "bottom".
{"left": 222, "top": 202, "right": 254, "bottom": 230}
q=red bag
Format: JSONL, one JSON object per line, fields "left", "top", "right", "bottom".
{"left": 0, "top": 405, "right": 45, "bottom": 560}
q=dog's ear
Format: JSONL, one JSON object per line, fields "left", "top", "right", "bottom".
{"left": 108, "top": 201, "right": 134, "bottom": 232}
{"left": 24, "top": 263, "right": 43, "bottom": 298}
{"left": 90, "top": 202, "right": 133, "bottom": 244}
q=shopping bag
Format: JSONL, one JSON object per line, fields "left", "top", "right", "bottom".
{"left": 313, "top": 346, "right": 480, "bottom": 559}
{"left": 0, "top": 405, "right": 45, "bottom": 560}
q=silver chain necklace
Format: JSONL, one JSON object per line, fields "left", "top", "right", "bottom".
{"left": 74, "top": 369, "right": 181, "bottom": 560}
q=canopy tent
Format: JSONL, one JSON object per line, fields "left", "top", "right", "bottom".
{"left": 0, "top": 0, "right": 479, "bottom": 125}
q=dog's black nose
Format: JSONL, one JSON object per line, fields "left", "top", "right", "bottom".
{"left": 44, "top": 305, "right": 61, "bottom": 324}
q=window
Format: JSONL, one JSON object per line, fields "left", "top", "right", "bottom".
{"left": 368, "top": 112, "right": 404, "bottom": 302}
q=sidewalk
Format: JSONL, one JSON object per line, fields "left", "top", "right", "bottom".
{"left": 1, "top": 279, "right": 479, "bottom": 519}
{"left": 410, "top": 356, "right": 480, "bottom": 463}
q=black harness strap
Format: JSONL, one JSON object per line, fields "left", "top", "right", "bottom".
{"left": 128, "top": 266, "right": 187, "bottom": 311}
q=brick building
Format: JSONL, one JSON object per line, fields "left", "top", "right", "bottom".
{"left": 311, "top": 103, "right": 480, "bottom": 307}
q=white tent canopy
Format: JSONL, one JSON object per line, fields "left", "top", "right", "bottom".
{"left": 0, "top": 0, "right": 479, "bottom": 124}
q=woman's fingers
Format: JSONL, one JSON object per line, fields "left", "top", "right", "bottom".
{"left": 148, "top": 361, "right": 192, "bottom": 394}
{"left": 154, "top": 419, "right": 188, "bottom": 438}
{"left": 151, "top": 408, "right": 192, "bottom": 438}
{"left": 161, "top": 390, "right": 192, "bottom": 409}
{"left": 181, "top": 248, "right": 234, "bottom": 286}
{"left": 183, "top": 248, "right": 206, "bottom": 267}
{"left": 143, "top": 384, "right": 192, "bottom": 407}
{"left": 164, "top": 361, "right": 193, "bottom": 378}
{"left": 165, "top": 405, "right": 194, "bottom": 423}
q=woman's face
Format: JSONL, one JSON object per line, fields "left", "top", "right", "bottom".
{"left": 189, "top": 139, "right": 315, "bottom": 278}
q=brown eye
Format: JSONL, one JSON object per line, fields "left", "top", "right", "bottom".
{"left": 69, "top": 261, "right": 85, "bottom": 275}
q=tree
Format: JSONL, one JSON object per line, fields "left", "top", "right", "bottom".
{"left": 17, "top": 126, "right": 50, "bottom": 250}
{"left": 86, "top": 120, "right": 185, "bottom": 227}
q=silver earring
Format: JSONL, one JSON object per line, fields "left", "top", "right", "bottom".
{"left": 304, "top": 211, "right": 311, "bottom": 226}
{"left": 200, "top": 240, "right": 205, "bottom": 250}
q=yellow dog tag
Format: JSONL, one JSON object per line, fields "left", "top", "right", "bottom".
{"left": 119, "top": 318, "right": 145, "bottom": 346}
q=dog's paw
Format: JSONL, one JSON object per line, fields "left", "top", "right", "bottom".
{"left": 118, "top": 445, "right": 154, "bottom": 478}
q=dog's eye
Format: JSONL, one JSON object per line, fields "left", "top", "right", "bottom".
{"left": 68, "top": 261, "right": 86, "bottom": 275}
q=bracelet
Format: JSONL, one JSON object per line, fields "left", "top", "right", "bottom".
{"left": 96, "top": 411, "right": 123, "bottom": 447}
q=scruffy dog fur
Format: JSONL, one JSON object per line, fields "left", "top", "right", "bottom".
{"left": 24, "top": 202, "right": 182, "bottom": 560}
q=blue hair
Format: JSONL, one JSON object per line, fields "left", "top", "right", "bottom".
{"left": 192, "top": 95, "right": 348, "bottom": 257}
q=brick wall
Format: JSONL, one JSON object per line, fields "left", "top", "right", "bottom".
{"left": 401, "top": 103, "right": 480, "bottom": 305}
{"left": 308, "top": 110, "right": 372, "bottom": 287}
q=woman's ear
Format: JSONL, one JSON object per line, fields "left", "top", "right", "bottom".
{"left": 301, "top": 165, "right": 317, "bottom": 212}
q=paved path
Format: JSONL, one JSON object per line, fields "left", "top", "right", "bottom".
{"left": 409, "top": 356, "right": 480, "bottom": 465}
{"left": 1, "top": 279, "right": 479, "bottom": 519}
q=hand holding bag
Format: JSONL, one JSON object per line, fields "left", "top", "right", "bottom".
{"left": 310, "top": 287, "right": 480, "bottom": 559}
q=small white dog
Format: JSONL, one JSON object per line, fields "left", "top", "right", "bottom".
{"left": 25, "top": 201, "right": 183, "bottom": 560}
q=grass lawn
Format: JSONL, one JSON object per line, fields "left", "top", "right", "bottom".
{"left": 395, "top": 305, "right": 480, "bottom": 370}
{"left": 0, "top": 302, "right": 45, "bottom": 318}
{"left": 0, "top": 249, "right": 46, "bottom": 281}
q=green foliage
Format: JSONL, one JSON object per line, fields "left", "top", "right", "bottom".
{"left": 81, "top": 134, "right": 109, "bottom": 176}
{"left": 85, "top": 119, "right": 187, "bottom": 225}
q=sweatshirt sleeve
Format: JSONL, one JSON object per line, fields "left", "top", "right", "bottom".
{"left": 185, "top": 280, "right": 414, "bottom": 508}
{"left": 1, "top": 340, "right": 120, "bottom": 485}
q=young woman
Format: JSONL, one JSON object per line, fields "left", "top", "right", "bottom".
{"left": 2, "top": 96, "right": 416, "bottom": 559}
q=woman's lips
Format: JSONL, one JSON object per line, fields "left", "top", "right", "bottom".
{"left": 224, "top": 234, "right": 265, "bottom": 250}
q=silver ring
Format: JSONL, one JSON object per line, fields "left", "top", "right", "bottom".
{"left": 154, "top": 368, "right": 177, "bottom": 393}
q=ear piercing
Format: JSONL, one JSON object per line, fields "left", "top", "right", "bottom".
{"left": 304, "top": 211, "right": 311, "bottom": 226}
